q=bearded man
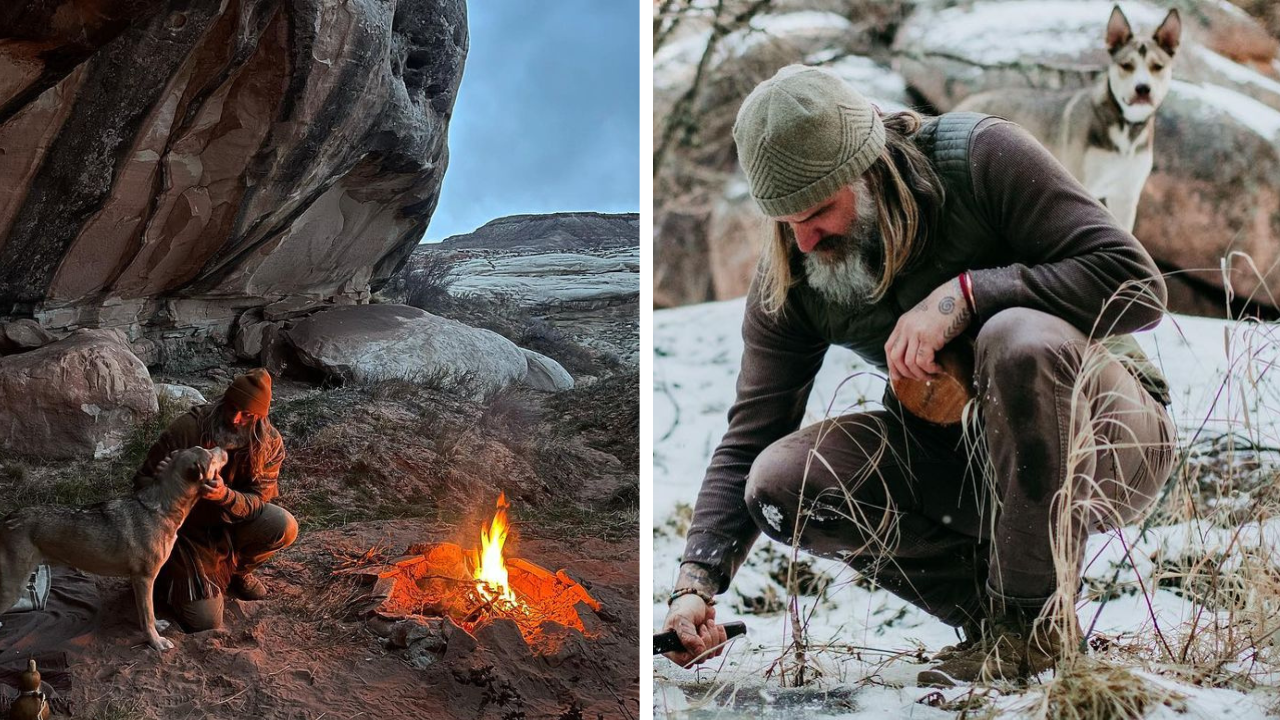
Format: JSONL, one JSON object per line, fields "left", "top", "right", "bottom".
{"left": 134, "top": 368, "right": 297, "bottom": 631}
{"left": 660, "top": 65, "right": 1175, "bottom": 686}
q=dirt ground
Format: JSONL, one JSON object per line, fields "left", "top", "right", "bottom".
{"left": 32, "top": 519, "right": 637, "bottom": 719}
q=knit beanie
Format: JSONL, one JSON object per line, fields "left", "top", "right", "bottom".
{"left": 733, "top": 64, "right": 886, "bottom": 218}
{"left": 225, "top": 368, "right": 272, "bottom": 417}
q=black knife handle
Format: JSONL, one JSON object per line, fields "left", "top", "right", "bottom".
{"left": 652, "top": 620, "right": 747, "bottom": 655}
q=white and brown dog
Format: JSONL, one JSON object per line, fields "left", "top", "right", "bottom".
{"left": 0, "top": 446, "right": 228, "bottom": 650}
{"left": 957, "top": 5, "right": 1182, "bottom": 231}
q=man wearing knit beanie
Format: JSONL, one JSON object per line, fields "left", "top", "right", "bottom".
{"left": 660, "top": 65, "right": 1175, "bottom": 687}
{"left": 133, "top": 368, "right": 297, "bottom": 632}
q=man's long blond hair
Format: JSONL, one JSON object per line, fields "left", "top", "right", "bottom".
{"left": 757, "top": 110, "right": 945, "bottom": 316}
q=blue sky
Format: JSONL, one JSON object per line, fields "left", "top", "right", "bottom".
{"left": 425, "top": 2, "right": 640, "bottom": 242}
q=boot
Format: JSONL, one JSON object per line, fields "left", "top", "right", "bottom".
{"left": 931, "top": 618, "right": 984, "bottom": 662}
{"left": 918, "top": 600, "right": 1078, "bottom": 687}
{"left": 229, "top": 573, "right": 268, "bottom": 601}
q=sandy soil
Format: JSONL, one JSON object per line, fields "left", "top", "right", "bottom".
{"left": 49, "top": 519, "right": 638, "bottom": 719}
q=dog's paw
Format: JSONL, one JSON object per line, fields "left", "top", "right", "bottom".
{"left": 155, "top": 619, "right": 171, "bottom": 632}
{"left": 151, "top": 636, "right": 175, "bottom": 651}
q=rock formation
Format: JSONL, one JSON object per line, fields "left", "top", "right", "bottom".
{"left": 284, "top": 304, "right": 530, "bottom": 393}
{"left": 0, "top": 0, "right": 468, "bottom": 353}
{"left": 438, "top": 212, "right": 639, "bottom": 251}
{"left": 0, "top": 329, "right": 157, "bottom": 459}
{"left": 446, "top": 250, "right": 640, "bottom": 308}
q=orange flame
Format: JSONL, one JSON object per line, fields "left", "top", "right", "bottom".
{"left": 474, "top": 493, "right": 519, "bottom": 606}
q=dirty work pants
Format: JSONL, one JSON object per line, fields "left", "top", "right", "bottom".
{"left": 166, "top": 504, "right": 298, "bottom": 632}
{"left": 743, "top": 308, "right": 1176, "bottom": 625}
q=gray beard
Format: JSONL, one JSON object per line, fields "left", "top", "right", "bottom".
{"left": 211, "top": 420, "right": 253, "bottom": 450}
{"left": 803, "top": 190, "right": 882, "bottom": 310}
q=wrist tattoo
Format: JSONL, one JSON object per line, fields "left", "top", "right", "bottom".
{"left": 938, "top": 296, "right": 956, "bottom": 315}
{"left": 677, "top": 562, "right": 719, "bottom": 596}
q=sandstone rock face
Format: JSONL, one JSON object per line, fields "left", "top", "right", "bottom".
{"left": 447, "top": 250, "right": 640, "bottom": 308}
{"left": 0, "top": 329, "right": 157, "bottom": 459}
{"left": 285, "top": 304, "right": 527, "bottom": 393}
{"left": 892, "top": 0, "right": 1280, "bottom": 314}
{"left": 0, "top": 0, "right": 468, "bottom": 344}
{"left": 439, "top": 213, "right": 639, "bottom": 251}
{"left": 521, "top": 349, "right": 574, "bottom": 392}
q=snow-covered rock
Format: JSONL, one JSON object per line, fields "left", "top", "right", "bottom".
{"left": 448, "top": 251, "right": 639, "bottom": 308}
{"left": 155, "top": 383, "right": 207, "bottom": 411}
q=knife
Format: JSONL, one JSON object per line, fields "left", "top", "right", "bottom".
{"left": 652, "top": 621, "right": 747, "bottom": 655}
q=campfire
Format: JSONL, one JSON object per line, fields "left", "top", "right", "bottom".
{"left": 341, "top": 493, "right": 601, "bottom": 655}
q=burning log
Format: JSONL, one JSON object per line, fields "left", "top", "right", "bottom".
{"left": 338, "top": 494, "right": 602, "bottom": 654}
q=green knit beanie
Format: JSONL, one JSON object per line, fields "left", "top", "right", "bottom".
{"left": 733, "top": 65, "right": 886, "bottom": 218}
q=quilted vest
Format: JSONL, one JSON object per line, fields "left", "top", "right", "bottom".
{"left": 792, "top": 112, "right": 1171, "bottom": 405}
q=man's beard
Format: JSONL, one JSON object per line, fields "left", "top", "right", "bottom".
{"left": 212, "top": 416, "right": 254, "bottom": 451}
{"left": 803, "top": 185, "right": 883, "bottom": 310}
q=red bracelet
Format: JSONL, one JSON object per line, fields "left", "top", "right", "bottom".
{"left": 958, "top": 271, "right": 976, "bottom": 315}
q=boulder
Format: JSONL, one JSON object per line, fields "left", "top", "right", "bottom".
{"left": 0, "top": 0, "right": 468, "bottom": 343}
{"left": 0, "top": 319, "right": 56, "bottom": 354}
{"left": 284, "top": 304, "right": 527, "bottom": 393}
{"left": 155, "top": 383, "right": 207, "bottom": 412}
{"left": 521, "top": 349, "right": 574, "bottom": 392}
{"left": 892, "top": 0, "right": 1280, "bottom": 314}
{"left": 0, "top": 329, "right": 157, "bottom": 459}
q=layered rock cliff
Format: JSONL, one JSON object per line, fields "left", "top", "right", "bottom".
{"left": 439, "top": 212, "right": 640, "bottom": 251}
{"left": 0, "top": 0, "right": 468, "bottom": 358}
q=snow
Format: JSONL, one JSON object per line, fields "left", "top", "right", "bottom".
{"left": 1170, "top": 80, "right": 1280, "bottom": 143}
{"left": 653, "top": 298, "right": 1280, "bottom": 718}
{"left": 1197, "top": 49, "right": 1280, "bottom": 101}
{"left": 898, "top": 1, "right": 1170, "bottom": 67}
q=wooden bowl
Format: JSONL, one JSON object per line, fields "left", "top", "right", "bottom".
{"left": 890, "top": 340, "right": 976, "bottom": 426}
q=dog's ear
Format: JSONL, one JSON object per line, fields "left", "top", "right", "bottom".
{"left": 1154, "top": 8, "right": 1181, "bottom": 56}
{"left": 1106, "top": 5, "right": 1133, "bottom": 53}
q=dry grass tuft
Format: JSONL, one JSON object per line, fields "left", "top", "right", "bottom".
{"left": 1020, "top": 657, "right": 1187, "bottom": 720}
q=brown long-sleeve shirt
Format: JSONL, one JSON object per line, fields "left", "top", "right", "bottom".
{"left": 682, "top": 118, "right": 1168, "bottom": 590}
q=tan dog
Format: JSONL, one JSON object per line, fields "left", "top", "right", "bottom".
{"left": 0, "top": 446, "right": 228, "bottom": 650}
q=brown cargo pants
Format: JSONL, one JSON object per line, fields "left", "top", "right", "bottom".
{"left": 743, "top": 308, "right": 1176, "bottom": 625}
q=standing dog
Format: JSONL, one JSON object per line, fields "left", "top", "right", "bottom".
{"left": 956, "top": 5, "right": 1182, "bottom": 231}
{"left": 0, "top": 446, "right": 228, "bottom": 650}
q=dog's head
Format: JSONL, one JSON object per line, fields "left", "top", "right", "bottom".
{"left": 1106, "top": 6, "right": 1181, "bottom": 124}
{"left": 169, "top": 446, "right": 229, "bottom": 487}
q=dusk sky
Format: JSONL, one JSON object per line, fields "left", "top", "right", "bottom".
{"left": 425, "top": 3, "right": 640, "bottom": 242}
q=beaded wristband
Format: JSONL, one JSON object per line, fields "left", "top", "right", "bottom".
{"left": 668, "top": 587, "right": 716, "bottom": 606}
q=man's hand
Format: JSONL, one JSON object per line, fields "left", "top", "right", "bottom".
{"left": 885, "top": 276, "right": 972, "bottom": 382}
{"left": 200, "top": 473, "right": 229, "bottom": 503}
{"left": 662, "top": 594, "right": 728, "bottom": 667}
{"left": 662, "top": 562, "right": 729, "bottom": 666}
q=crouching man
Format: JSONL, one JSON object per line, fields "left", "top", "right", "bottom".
{"left": 659, "top": 65, "right": 1176, "bottom": 686}
{"left": 134, "top": 368, "right": 298, "bottom": 631}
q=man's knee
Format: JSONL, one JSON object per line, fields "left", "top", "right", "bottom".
{"left": 744, "top": 437, "right": 810, "bottom": 541}
{"left": 173, "top": 596, "right": 223, "bottom": 632}
{"left": 238, "top": 504, "right": 299, "bottom": 552}
{"left": 976, "top": 309, "right": 1082, "bottom": 390}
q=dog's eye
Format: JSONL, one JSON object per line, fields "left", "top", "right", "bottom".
{"left": 1151, "top": 63, "right": 1165, "bottom": 72}
{"left": 1120, "top": 62, "right": 1136, "bottom": 72}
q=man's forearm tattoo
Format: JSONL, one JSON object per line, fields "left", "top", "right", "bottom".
{"left": 676, "top": 561, "right": 719, "bottom": 595}
{"left": 941, "top": 278, "right": 971, "bottom": 342}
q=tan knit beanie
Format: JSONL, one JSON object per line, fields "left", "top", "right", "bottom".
{"left": 225, "top": 368, "right": 272, "bottom": 417}
{"left": 733, "top": 65, "right": 886, "bottom": 218}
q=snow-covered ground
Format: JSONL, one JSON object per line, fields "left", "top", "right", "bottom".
{"left": 653, "top": 298, "right": 1280, "bottom": 718}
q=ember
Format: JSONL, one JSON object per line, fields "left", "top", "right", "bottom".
{"left": 344, "top": 494, "right": 601, "bottom": 651}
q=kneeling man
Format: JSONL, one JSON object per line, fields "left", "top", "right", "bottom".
{"left": 135, "top": 368, "right": 298, "bottom": 631}
{"left": 660, "top": 65, "right": 1175, "bottom": 685}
